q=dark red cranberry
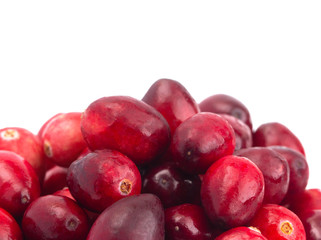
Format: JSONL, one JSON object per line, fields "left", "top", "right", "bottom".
{"left": 42, "top": 165, "right": 68, "bottom": 195}
{"left": 215, "top": 227, "right": 267, "bottom": 240}
{"left": 250, "top": 204, "right": 306, "bottom": 240}
{"left": 81, "top": 96, "right": 171, "bottom": 165}
{"left": 87, "top": 194, "right": 165, "bottom": 240}
{"left": 67, "top": 150, "right": 141, "bottom": 213}
{"left": 299, "top": 209, "right": 321, "bottom": 240}
{"left": 253, "top": 122, "right": 305, "bottom": 156}
{"left": 201, "top": 155, "right": 264, "bottom": 229}
{"left": 22, "top": 195, "right": 90, "bottom": 240}
{"left": 165, "top": 203, "right": 217, "bottom": 240}
{"left": 199, "top": 94, "right": 253, "bottom": 129}
{"left": 170, "top": 112, "right": 235, "bottom": 174}
{"left": 235, "top": 147, "right": 290, "bottom": 204}
{"left": 0, "top": 150, "right": 40, "bottom": 219}
{"left": 142, "top": 78, "right": 200, "bottom": 133}
{"left": 290, "top": 189, "right": 321, "bottom": 218}
{"left": 0, "top": 208, "right": 23, "bottom": 240}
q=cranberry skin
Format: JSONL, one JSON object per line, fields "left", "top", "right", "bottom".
{"left": 87, "top": 194, "right": 164, "bottom": 240}
{"left": 235, "top": 147, "right": 290, "bottom": 204}
{"left": 290, "top": 189, "right": 321, "bottom": 218}
{"left": 199, "top": 94, "right": 253, "bottom": 129}
{"left": 81, "top": 96, "right": 171, "bottom": 165}
{"left": 170, "top": 112, "right": 235, "bottom": 174}
{"left": 250, "top": 204, "right": 306, "bottom": 240}
{"left": 22, "top": 195, "right": 89, "bottom": 240}
{"left": 299, "top": 210, "right": 321, "bottom": 240}
{"left": 0, "top": 208, "right": 23, "bottom": 240}
{"left": 42, "top": 165, "right": 68, "bottom": 195}
{"left": 67, "top": 149, "right": 141, "bottom": 213}
{"left": 215, "top": 227, "right": 267, "bottom": 240}
{"left": 142, "top": 78, "right": 200, "bottom": 133}
{"left": 201, "top": 155, "right": 264, "bottom": 229}
{"left": 219, "top": 114, "right": 253, "bottom": 151}
{"left": 253, "top": 122, "right": 305, "bottom": 156}
{"left": 165, "top": 204, "right": 215, "bottom": 240}
{"left": 0, "top": 150, "right": 40, "bottom": 219}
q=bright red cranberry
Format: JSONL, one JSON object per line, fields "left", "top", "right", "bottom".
{"left": 253, "top": 122, "right": 305, "bottom": 156}
{"left": 215, "top": 227, "right": 267, "bottom": 240}
{"left": 290, "top": 189, "right": 321, "bottom": 218}
{"left": 87, "top": 194, "right": 164, "bottom": 240}
{"left": 42, "top": 165, "right": 68, "bottom": 195}
{"left": 299, "top": 209, "right": 321, "bottom": 240}
{"left": 81, "top": 96, "right": 171, "bottom": 165}
{"left": 0, "top": 127, "right": 46, "bottom": 182}
{"left": 199, "top": 94, "right": 253, "bottom": 129}
{"left": 269, "top": 146, "right": 309, "bottom": 205}
{"left": 235, "top": 147, "right": 290, "bottom": 204}
{"left": 67, "top": 149, "right": 141, "bottom": 213}
{"left": 170, "top": 112, "right": 235, "bottom": 174}
{"left": 250, "top": 204, "right": 306, "bottom": 240}
{"left": 0, "top": 150, "right": 40, "bottom": 219}
{"left": 38, "top": 112, "right": 87, "bottom": 167}
{"left": 165, "top": 203, "right": 217, "bottom": 240}
{"left": 0, "top": 208, "right": 23, "bottom": 240}
{"left": 201, "top": 155, "right": 264, "bottom": 229}
{"left": 142, "top": 163, "right": 201, "bottom": 208}
{"left": 142, "top": 78, "right": 200, "bottom": 133}
{"left": 22, "top": 195, "right": 90, "bottom": 240}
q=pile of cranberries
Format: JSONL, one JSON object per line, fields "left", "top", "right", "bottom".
{"left": 0, "top": 79, "right": 319, "bottom": 240}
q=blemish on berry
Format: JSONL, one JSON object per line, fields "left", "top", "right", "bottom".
{"left": 120, "top": 179, "right": 132, "bottom": 195}
{"left": 44, "top": 140, "right": 53, "bottom": 157}
{"left": 280, "top": 221, "right": 293, "bottom": 235}
{"left": 1, "top": 129, "right": 20, "bottom": 140}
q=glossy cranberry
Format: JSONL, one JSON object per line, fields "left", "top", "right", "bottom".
{"left": 250, "top": 204, "right": 306, "bottom": 240}
{"left": 22, "top": 195, "right": 89, "bottom": 240}
{"left": 215, "top": 227, "right": 267, "bottom": 240}
{"left": 201, "top": 155, "right": 264, "bottom": 229}
{"left": 165, "top": 203, "right": 216, "bottom": 240}
{"left": 81, "top": 96, "right": 171, "bottom": 165}
{"left": 142, "top": 163, "right": 201, "bottom": 208}
{"left": 235, "top": 147, "right": 290, "bottom": 204}
{"left": 299, "top": 210, "right": 321, "bottom": 240}
{"left": 142, "top": 78, "right": 200, "bottom": 133}
{"left": 0, "top": 208, "right": 23, "bottom": 240}
{"left": 199, "top": 94, "right": 253, "bottom": 129}
{"left": 0, "top": 150, "right": 40, "bottom": 219}
{"left": 170, "top": 112, "right": 235, "bottom": 174}
{"left": 0, "top": 127, "right": 46, "bottom": 182}
{"left": 67, "top": 149, "right": 141, "bottom": 212}
{"left": 42, "top": 165, "right": 68, "bottom": 195}
{"left": 219, "top": 114, "right": 252, "bottom": 151}
{"left": 290, "top": 189, "right": 321, "bottom": 218}
{"left": 87, "top": 194, "right": 165, "bottom": 240}
{"left": 253, "top": 122, "right": 305, "bottom": 156}
{"left": 38, "top": 112, "right": 87, "bottom": 167}
{"left": 269, "top": 146, "right": 309, "bottom": 205}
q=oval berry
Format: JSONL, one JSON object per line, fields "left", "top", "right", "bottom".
{"left": 42, "top": 165, "right": 68, "bottom": 195}
{"left": 0, "top": 208, "right": 23, "bottom": 240}
{"left": 215, "top": 227, "right": 267, "bottom": 240}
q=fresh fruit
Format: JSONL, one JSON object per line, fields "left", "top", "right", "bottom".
{"left": 290, "top": 189, "right": 321, "bottom": 218}
{"left": 299, "top": 210, "right": 321, "bottom": 240}
{"left": 0, "top": 208, "right": 23, "bottom": 240}
{"left": 215, "top": 226, "right": 267, "bottom": 240}
{"left": 42, "top": 165, "right": 68, "bottom": 195}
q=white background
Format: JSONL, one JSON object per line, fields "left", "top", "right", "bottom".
{"left": 0, "top": 1, "right": 320, "bottom": 188}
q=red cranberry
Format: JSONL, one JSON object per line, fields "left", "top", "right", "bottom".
{"left": 290, "top": 189, "right": 321, "bottom": 218}
{"left": 22, "top": 195, "right": 90, "bottom": 240}
{"left": 199, "top": 94, "right": 253, "bottom": 129}
{"left": 250, "top": 204, "right": 306, "bottom": 240}
{"left": 170, "top": 112, "right": 235, "bottom": 174}
{"left": 299, "top": 209, "right": 321, "bottom": 240}
{"left": 67, "top": 149, "right": 141, "bottom": 212}
{"left": 0, "top": 150, "right": 40, "bottom": 219}
{"left": 81, "top": 96, "right": 171, "bottom": 165}
{"left": 42, "top": 165, "right": 68, "bottom": 195}
{"left": 142, "top": 78, "right": 200, "bottom": 133}
{"left": 165, "top": 203, "right": 217, "bottom": 240}
{"left": 87, "top": 193, "right": 165, "bottom": 240}
{"left": 201, "top": 155, "right": 264, "bottom": 229}
{"left": 215, "top": 227, "right": 267, "bottom": 240}
{"left": 253, "top": 122, "right": 305, "bottom": 156}
{"left": 235, "top": 147, "right": 290, "bottom": 204}
{"left": 0, "top": 208, "right": 23, "bottom": 240}
{"left": 54, "top": 187, "right": 75, "bottom": 200}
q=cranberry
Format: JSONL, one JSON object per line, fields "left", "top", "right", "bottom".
{"left": 22, "top": 195, "right": 90, "bottom": 240}
{"left": 54, "top": 187, "right": 75, "bottom": 200}
{"left": 0, "top": 150, "right": 40, "bottom": 219}
{"left": 87, "top": 193, "right": 165, "bottom": 240}
{"left": 142, "top": 78, "right": 200, "bottom": 133}
{"left": 0, "top": 208, "right": 23, "bottom": 240}
{"left": 42, "top": 165, "right": 68, "bottom": 195}
{"left": 199, "top": 94, "right": 253, "bottom": 129}
{"left": 81, "top": 96, "right": 171, "bottom": 165}
{"left": 201, "top": 155, "right": 264, "bottom": 229}
{"left": 165, "top": 203, "right": 217, "bottom": 240}
{"left": 67, "top": 149, "right": 141, "bottom": 212}
{"left": 38, "top": 112, "right": 87, "bottom": 167}
{"left": 299, "top": 210, "right": 321, "bottom": 240}
{"left": 250, "top": 204, "right": 306, "bottom": 240}
{"left": 253, "top": 122, "right": 305, "bottom": 156}
{"left": 170, "top": 112, "right": 235, "bottom": 174}
{"left": 215, "top": 227, "right": 267, "bottom": 240}
{"left": 290, "top": 189, "right": 321, "bottom": 218}
{"left": 235, "top": 147, "right": 290, "bottom": 204}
